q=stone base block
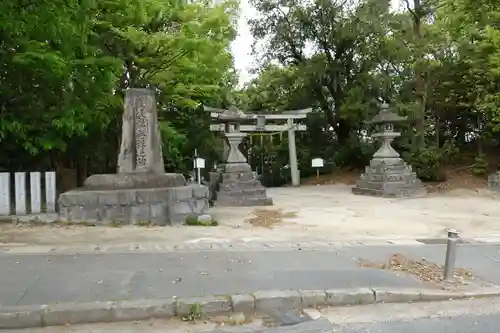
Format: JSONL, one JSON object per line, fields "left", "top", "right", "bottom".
{"left": 488, "top": 171, "right": 500, "bottom": 191}
{"left": 212, "top": 163, "right": 273, "bottom": 207}
{"left": 352, "top": 158, "right": 426, "bottom": 198}
{"left": 214, "top": 197, "right": 273, "bottom": 207}
{"left": 84, "top": 173, "right": 185, "bottom": 190}
{"left": 58, "top": 184, "right": 209, "bottom": 226}
{"left": 352, "top": 186, "right": 427, "bottom": 198}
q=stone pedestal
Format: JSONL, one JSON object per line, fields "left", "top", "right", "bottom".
{"left": 210, "top": 118, "right": 272, "bottom": 207}
{"left": 58, "top": 88, "right": 210, "bottom": 225}
{"left": 352, "top": 158, "right": 426, "bottom": 198}
{"left": 214, "top": 163, "right": 273, "bottom": 206}
{"left": 488, "top": 171, "right": 500, "bottom": 191}
{"left": 58, "top": 183, "right": 209, "bottom": 225}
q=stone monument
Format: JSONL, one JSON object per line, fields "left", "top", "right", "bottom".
{"left": 206, "top": 105, "right": 273, "bottom": 206}
{"left": 352, "top": 103, "right": 426, "bottom": 198}
{"left": 58, "top": 88, "right": 210, "bottom": 225}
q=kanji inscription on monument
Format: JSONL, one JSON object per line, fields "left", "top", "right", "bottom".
{"left": 118, "top": 88, "right": 164, "bottom": 173}
{"left": 134, "top": 95, "right": 150, "bottom": 168}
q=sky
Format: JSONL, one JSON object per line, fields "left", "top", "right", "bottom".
{"left": 230, "top": 0, "right": 404, "bottom": 86}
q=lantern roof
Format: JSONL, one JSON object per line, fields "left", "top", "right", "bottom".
{"left": 217, "top": 105, "right": 250, "bottom": 122}
{"left": 370, "top": 103, "right": 407, "bottom": 124}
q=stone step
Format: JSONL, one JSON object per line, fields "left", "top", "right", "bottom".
{"left": 352, "top": 186, "right": 427, "bottom": 198}
{"left": 356, "top": 179, "right": 421, "bottom": 191}
{"left": 360, "top": 173, "right": 418, "bottom": 182}
{"left": 214, "top": 197, "right": 273, "bottom": 207}
{"left": 221, "top": 172, "right": 255, "bottom": 182}
{"left": 216, "top": 188, "right": 267, "bottom": 201}
{"left": 219, "top": 180, "right": 263, "bottom": 191}
{"left": 365, "top": 166, "right": 413, "bottom": 174}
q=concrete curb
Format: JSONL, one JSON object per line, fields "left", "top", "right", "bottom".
{"left": 1, "top": 287, "right": 500, "bottom": 329}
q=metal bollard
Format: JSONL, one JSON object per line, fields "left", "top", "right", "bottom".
{"left": 443, "top": 229, "right": 459, "bottom": 282}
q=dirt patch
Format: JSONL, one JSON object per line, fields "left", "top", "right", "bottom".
{"left": 425, "top": 167, "right": 488, "bottom": 193}
{"left": 302, "top": 169, "right": 360, "bottom": 186}
{"left": 358, "top": 253, "right": 473, "bottom": 285}
{"left": 302, "top": 167, "right": 489, "bottom": 193}
{"left": 244, "top": 209, "right": 298, "bottom": 228}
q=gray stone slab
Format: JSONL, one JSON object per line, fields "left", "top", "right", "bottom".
{"left": 0, "top": 306, "right": 44, "bottom": 329}
{"left": 176, "top": 296, "right": 232, "bottom": 317}
{"left": 254, "top": 290, "right": 302, "bottom": 311}
{"left": 231, "top": 294, "right": 255, "bottom": 313}
{"left": 299, "top": 290, "right": 327, "bottom": 307}
{"left": 84, "top": 173, "right": 185, "bottom": 190}
{"left": 111, "top": 298, "right": 176, "bottom": 322}
{"left": 373, "top": 287, "right": 422, "bottom": 303}
{"left": 267, "top": 309, "right": 306, "bottom": 326}
{"left": 325, "top": 288, "right": 375, "bottom": 306}
{"left": 43, "top": 301, "right": 114, "bottom": 326}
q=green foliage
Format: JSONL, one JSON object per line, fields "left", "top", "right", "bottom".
{"left": 185, "top": 216, "right": 219, "bottom": 226}
{"left": 332, "top": 134, "right": 376, "bottom": 170}
{"left": 404, "top": 148, "right": 445, "bottom": 181}
{"left": 403, "top": 142, "right": 459, "bottom": 181}
{"left": 0, "top": 0, "right": 238, "bottom": 173}
{"left": 4, "top": 0, "right": 500, "bottom": 186}
{"left": 472, "top": 153, "right": 489, "bottom": 176}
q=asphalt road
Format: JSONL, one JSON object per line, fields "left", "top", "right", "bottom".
{"left": 326, "top": 297, "right": 500, "bottom": 333}
{"left": 335, "top": 314, "right": 500, "bottom": 332}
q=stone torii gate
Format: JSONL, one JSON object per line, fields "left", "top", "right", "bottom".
{"left": 205, "top": 106, "right": 311, "bottom": 187}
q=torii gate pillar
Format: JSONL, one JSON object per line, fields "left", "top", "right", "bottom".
{"left": 287, "top": 118, "right": 299, "bottom": 187}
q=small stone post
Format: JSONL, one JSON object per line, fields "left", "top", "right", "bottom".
{"left": 352, "top": 103, "right": 426, "bottom": 198}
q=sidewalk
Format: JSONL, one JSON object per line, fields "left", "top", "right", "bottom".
{"left": 3, "top": 185, "right": 500, "bottom": 250}
{"left": 1, "top": 244, "right": 499, "bottom": 307}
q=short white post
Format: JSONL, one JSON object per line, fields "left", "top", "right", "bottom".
{"left": 15, "top": 172, "right": 26, "bottom": 215}
{"left": 30, "top": 172, "right": 42, "bottom": 214}
{"left": 45, "top": 171, "right": 57, "bottom": 213}
{"left": 0, "top": 173, "right": 10, "bottom": 215}
{"left": 287, "top": 118, "right": 300, "bottom": 187}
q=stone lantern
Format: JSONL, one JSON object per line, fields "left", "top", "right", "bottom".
{"left": 208, "top": 105, "right": 273, "bottom": 206}
{"left": 352, "top": 103, "right": 426, "bottom": 198}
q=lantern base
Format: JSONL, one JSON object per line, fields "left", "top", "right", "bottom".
{"left": 210, "top": 163, "right": 273, "bottom": 206}
{"left": 488, "top": 170, "right": 500, "bottom": 191}
{"left": 352, "top": 157, "right": 426, "bottom": 198}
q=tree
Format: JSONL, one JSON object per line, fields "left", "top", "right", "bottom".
{"left": 0, "top": 0, "right": 239, "bottom": 178}
{"left": 248, "top": 0, "right": 392, "bottom": 143}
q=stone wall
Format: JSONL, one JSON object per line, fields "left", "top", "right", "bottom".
{"left": 58, "top": 184, "right": 209, "bottom": 225}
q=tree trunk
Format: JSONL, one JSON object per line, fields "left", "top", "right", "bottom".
{"left": 413, "top": 4, "right": 426, "bottom": 149}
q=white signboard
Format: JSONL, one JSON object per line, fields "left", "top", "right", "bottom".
{"left": 194, "top": 157, "right": 205, "bottom": 169}
{"left": 311, "top": 158, "right": 324, "bottom": 168}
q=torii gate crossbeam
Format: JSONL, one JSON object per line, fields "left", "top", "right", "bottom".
{"left": 206, "top": 106, "right": 312, "bottom": 187}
